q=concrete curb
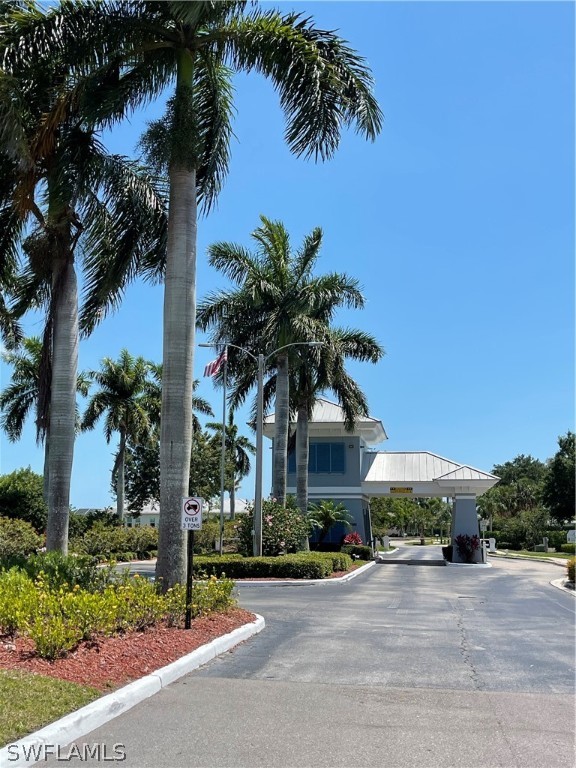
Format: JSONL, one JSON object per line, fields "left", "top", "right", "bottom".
{"left": 0, "top": 615, "right": 265, "bottom": 768}
{"left": 446, "top": 561, "right": 492, "bottom": 568}
{"left": 235, "top": 559, "right": 376, "bottom": 587}
{"left": 550, "top": 578, "right": 576, "bottom": 595}
{"left": 490, "top": 553, "right": 569, "bottom": 568}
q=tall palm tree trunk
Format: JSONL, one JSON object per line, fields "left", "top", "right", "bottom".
{"left": 156, "top": 164, "right": 196, "bottom": 588}
{"left": 42, "top": 435, "right": 50, "bottom": 504}
{"left": 273, "top": 352, "right": 289, "bottom": 505}
{"left": 156, "top": 53, "right": 197, "bottom": 590}
{"left": 296, "top": 404, "right": 310, "bottom": 551}
{"left": 46, "top": 259, "right": 78, "bottom": 553}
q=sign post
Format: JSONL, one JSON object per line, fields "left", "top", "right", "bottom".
{"left": 182, "top": 497, "right": 203, "bottom": 630}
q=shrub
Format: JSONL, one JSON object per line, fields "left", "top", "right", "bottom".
{"left": 343, "top": 532, "right": 363, "bottom": 545}
{"left": 545, "top": 530, "right": 569, "bottom": 552}
{"left": 22, "top": 551, "right": 116, "bottom": 591}
{"left": 0, "top": 516, "right": 43, "bottom": 564}
{"left": 193, "top": 552, "right": 345, "bottom": 580}
{"left": 560, "top": 544, "right": 575, "bottom": 554}
{"left": 70, "top": 524, "right": 158, "bottom": 560}
{"left": 0, "top": 568, "right": 39, "bottom": 635}
{"left": 497, "top": 519, "right": 526, "bottom": 550}
{"left": 237, "top": 499, "right": 310, "bottom": 556}
{"left": 534, "top": 544, "right": 547, "bottom": 553}
{"left": 313, "top": 551, "right": 352, "bottom": 571}
{"left": 0, "top": 468, "right": 47, "bottom": 532}
{"left": 454, "top": 534, "right": 480, "bottom": 563}
{"left": 341, "top": 544, "right": 372, "bottom": 561}
{"left": 566, "top": 558, "right": 575, "bottom": 583}
{"left": 0, "top": 566, "right": 237, "bottom": 659}
{"left": 192, "top": 518, "right": 220, "bottom": 553}
{"left": 190, "top": 575, "right": 236, "bottom": 616}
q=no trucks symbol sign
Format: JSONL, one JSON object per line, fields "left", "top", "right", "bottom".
{"left": 181, "top": 497, "right": 203, "bottom": 530}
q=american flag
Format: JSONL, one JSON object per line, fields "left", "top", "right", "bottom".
{"left": 203, "top": 347, "right": 228, "bottom": 377}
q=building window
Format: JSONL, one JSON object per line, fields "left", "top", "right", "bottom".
{"left": 288, "top": 442, "right": 346, "bottom": 474}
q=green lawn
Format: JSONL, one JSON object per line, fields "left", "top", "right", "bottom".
{"left": 0, "top": 670, "right": 100, "bottom": 747}
{"left": 492, "top": 550, "right": 571, "bottom": 560}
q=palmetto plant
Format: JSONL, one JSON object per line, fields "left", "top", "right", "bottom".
{"left": 8, "top": 1, "right": 382, "bottom": 585}
{"left": 307, "top": 499, "right": 353, "bottom": 545}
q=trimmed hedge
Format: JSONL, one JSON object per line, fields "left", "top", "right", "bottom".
{"left": 560, "top": 544, "right": 575, "bottom": 554}
{"left": 70, "top": 525, "right": 158, "bottom": 560}
{"left": 341, "top": 544, "right": 372, "bottom": 561}
{"left": 193, "top": 552, "right": 353, "bottom": 580}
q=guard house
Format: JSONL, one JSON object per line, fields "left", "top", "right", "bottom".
{"left": 263, "top": 398, "right": 499, "bottom": 563}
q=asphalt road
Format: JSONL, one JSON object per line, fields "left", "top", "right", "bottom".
{"left": 43, "top": 552, "right": 575, "bottom": 768}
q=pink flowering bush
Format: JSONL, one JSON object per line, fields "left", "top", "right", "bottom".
{"left": 237, "top": 499, "right": 310, "bottom": 556}
{"left": 343, "top": 532, "right": 363, "bottom": 546}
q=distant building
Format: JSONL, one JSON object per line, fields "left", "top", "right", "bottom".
{"left": 124, "top": 498, "right": 250, "bottom": 527}
{"left": 264, "top": 398, "right": 499, "bottom": 562}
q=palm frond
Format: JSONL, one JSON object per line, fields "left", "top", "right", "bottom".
{"left": 193, "top": 52, "right": 234, "bottom": 213}
{"left": 223, "top": 10, "right": 382, "bottom": 160}
{"left": 79, "top": 149, "right": 168, "bottom": 335}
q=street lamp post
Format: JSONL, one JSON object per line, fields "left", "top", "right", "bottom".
{"left": 254, "top": 353, "right": 264, "bottom": 557}
{"left": 201, "top": 341, "right": 321, "bottom": 558}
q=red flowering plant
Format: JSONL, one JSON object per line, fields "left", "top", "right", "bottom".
{"left": 343, "top": 532, "right": 363, "bottom": 545}
{"left": 454, "top": 533, "right": 480, "bottom": 563}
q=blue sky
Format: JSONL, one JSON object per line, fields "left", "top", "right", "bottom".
{"left": 1, "top": 1, "right": 574, "bottom": 509}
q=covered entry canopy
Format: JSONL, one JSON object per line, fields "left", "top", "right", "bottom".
{"left": 362, "top": 451, "right": 499, "bottom": 498}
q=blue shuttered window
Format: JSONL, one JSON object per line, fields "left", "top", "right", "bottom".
{"left": 288, "top": 442, "right": 346, "bottom": 474}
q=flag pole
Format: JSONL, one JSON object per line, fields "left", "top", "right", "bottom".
{"left": 218, "top": 346, "right": 228, "bottom": 554}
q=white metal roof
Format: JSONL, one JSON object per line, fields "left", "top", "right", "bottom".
{"left": 263, "top": 397, "right": 387, "bottom": 445}
{"left": 361, "top": 451, "right": 499, "bottom": 497}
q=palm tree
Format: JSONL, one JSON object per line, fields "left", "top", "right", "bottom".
{"left": 0, "top": 336, "right": 89, "bottom": 503}
{"left": 290, "top": 327, "right": 383, "bottom": 520}
{"left": 307, "top": 500, "right": 353, "bottom": 545}
{"left": 15, "top": 0, "right": 381, "bottom": 586}
{"left": 143, "top": 363, "right": 213, "bottom": 436}
{"left": 197, "top": 217, "right": 367, "bottom": 507}
{"left": 207, "top": 412, "right": 255, "bottom": 520}
{"left": 81, "top": 350, "right": 154, "bottom": 521}
{"left": 0, "top": 9, "right": 167, "bottom": 552}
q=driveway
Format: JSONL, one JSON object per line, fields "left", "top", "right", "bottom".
{"left": 44, "top": 554, "right": 575, "bottom": 768}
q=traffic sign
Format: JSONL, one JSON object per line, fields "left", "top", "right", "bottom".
{"left": 181, "top": 497, "right": 203, "bottom": 530}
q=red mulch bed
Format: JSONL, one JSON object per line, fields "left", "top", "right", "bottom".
{"left": 0, "top": 564, "right": 367, "bottom": 692}
{"left": 0, "top": 608, "right": 255, "bottom": 692}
